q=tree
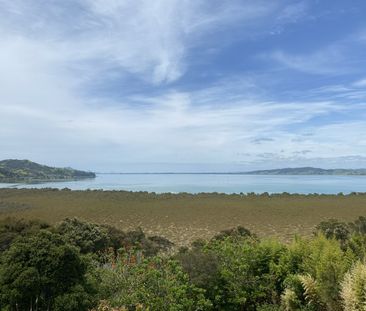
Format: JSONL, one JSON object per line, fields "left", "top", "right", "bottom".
{"left": 0, "top": 230, "right": 96, "bottom": 311}
{"left": 315, "top": 219, "right": 350, "bottom": 247}
{"left": 0, "top": 217, "right": 50, "bottom": 252}
{"left": 175, "top": 244, "right": 220, "bottom": 304}
{"left": 56, "top": 219, "right": 173, "bottom": 258}
{"left": 212, "top": 226, "right": 254, "bottom": 241}
{"left": 56, "top": 218, "right": 110, "bottom": 254}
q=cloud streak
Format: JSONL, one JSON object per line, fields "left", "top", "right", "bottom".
{"left": 1, "top": 0, "right": 366, "bottom": 170}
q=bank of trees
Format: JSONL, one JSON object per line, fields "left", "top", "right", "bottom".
{"left": 1, "top": 217, "right": 366, "bottom": 310}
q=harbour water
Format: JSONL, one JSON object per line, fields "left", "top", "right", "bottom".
{"left": 1, "top": 173, "right": 366, "bottom": 194}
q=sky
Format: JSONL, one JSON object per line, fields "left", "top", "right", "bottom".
{"left": 1, "top": 0, "right": 366, "bottom": 172}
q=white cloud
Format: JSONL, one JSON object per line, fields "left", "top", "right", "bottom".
{"left": 266, "top": 26, "right": 366, "bottom": 76}
{"left": 0, "top": 0, "right": 287, "bottom": 84}
{"left": 268, "top": 48, "right": 346, "bottom": 75}
{"left": 353, "top": 78, "right": 366, "bottom": 88}
{"left": 0, "top": 0, "right": 365, "bottom": 170}
{"left": 0, "top": 72, "right": 352, "bottom": 168}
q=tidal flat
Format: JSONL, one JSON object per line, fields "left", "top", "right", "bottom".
{"left": 1, "top": 188, "right": 366, "bottom": 245}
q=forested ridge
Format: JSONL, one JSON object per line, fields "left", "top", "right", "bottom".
{"left": 0, "top": 160, "right": 95, "bottom": 182}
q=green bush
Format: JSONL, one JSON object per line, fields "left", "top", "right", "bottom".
{"left": 0, "top": 230, "right": 97, "bottom": 311}
{"left": 98, "top": 254, "right": 211, "bottom": 310}
{"left": 0, "top": 217, "right": 50, "bottom": 252}
{"left": 315, "top": 219, "right": 350, "bottom": 247}
{"left": 56, "top": 218, "right": 110, "bottom": 254}
{"left": 203, "top": 236, "right": 287, "bottom": 310}
{"left": 175, "top": 245, "right": 220, "bottom": 304}
{"left": 2, "top": 217, "right": 366, "bottom": 310}
{"left": 281, "top": 235, "right": 353, "bottom": 311}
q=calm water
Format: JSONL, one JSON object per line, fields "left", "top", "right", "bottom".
{"left": 1, "top": 173, "right": 366, "bottom": 194}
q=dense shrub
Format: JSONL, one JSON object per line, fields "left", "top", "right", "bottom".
{"left": 212, "top": 225, "right": 254, "bottom": 241}
{"left": 280, "top": 235, "right": 354, "bottom": 311}
{"left": 315, "top": 219, "right": 350, "bottom": 245}
{"left": 349, "top": 216, "right": 366, "bottom": 235}
{"left": 56, "top": 217, "right": 110, "bottom": 254}
{"left": 0, "top": 230, "right": 97, "bottom": 311}
{"left": 120, "top": 227, "right": 174, "bottom": 256}
{"left": 175, "top": 245, "right": 220, "bottom": 305}
{"left": 1, "top": 216, "right": 366, "bottom": 310}
{"left": 57, "top": 218, "right": 174, "bottom": 257}
{"left": 0, "top": 217, "right": 50, "bottom": 252}
{"left": 98, "top": 254, "right": 211, "bottom": 310}
{"left": 202, "top": 236, "right": 287, "bottom": 310}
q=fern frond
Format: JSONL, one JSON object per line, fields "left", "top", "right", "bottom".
{"left": 299, "top": 274, "right": 325, "bottom": 310}
{"left": 341, "top": 261, "right": 366, "bottom": 311}
{"left": 281, "top": 288, "right": 298, "bottom": 311}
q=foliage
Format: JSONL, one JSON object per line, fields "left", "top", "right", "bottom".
{"left": 301, "top": 235, "right": 352, "bottom": 310}
{"left": 315, "top": 219, "right": 350, "bottom": 246}
{"left": 280, "top": 235, "right": 353, "bottom": 311}
{"left": 203, "top": 236, "right": 287, "bottom": 310}
{"left": 298, "top": 274, "right": 325, "bottom": 310}
{"left": 341, "top": 261, "right": 366, "bottom": 311}
{"left": 57, "top": 217, "right": 110, "bottom": 254}
{"left": 257, "top": 304, "right": 283, "bottom": 311}
{"left": 0, "top": 230, "right": 97, "bottom": 311}
{"left": 345, "top": 234, "right": 366, "bottom": 260}
{"left": 0, "top": 217, "right": 50, "bottom": 252}
{"left": 2, "top": 214, "right": 366, "bottom": 309}
{"left": 212, "top": 226, "right": 254, "bottom": 241}
{"left": 98, "top": 254, "right": 211, "bottom": 310}
{"left": 175, "top": 244, "right": 220, "bottom": 304}
{"left": 57, "top": 218, "right": 174, "bottom": 257}
{"left": 119, "top": 227, "right": 174, "bottom": 257}
{"left": 349, "top": 216, "right": 366, "bottom": 235}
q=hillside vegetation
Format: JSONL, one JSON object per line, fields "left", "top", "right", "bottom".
{"left": 0, "top": 159, "right": 95, "bottom": 182}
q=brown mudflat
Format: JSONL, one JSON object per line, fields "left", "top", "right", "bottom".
{"left": 1, "top": 189, "right": 366, "bottom": 245}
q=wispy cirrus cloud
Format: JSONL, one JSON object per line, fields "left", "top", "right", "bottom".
{"left": 0, "top": 0, "right": 293, "bottom": 85}
{"left": 266, "top": 46, "right": 349, "bottom": 75}
{"left": 265, "top": 26, "right": 366, "bottom": 76}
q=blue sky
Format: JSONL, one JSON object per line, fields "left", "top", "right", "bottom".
{"left": 1, "top": 0, "right": 366, "bottom": 171}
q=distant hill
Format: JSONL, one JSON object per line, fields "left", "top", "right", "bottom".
{"left": 0, "top": 159, "right": 96, "bottom": 183}
{"left": 245, "top": 167, "right": 366, "bottom": 175}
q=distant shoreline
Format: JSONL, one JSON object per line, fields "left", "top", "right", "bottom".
{"left": 97, "top": 171, "right": 366, "bottom": 176}
{"left": 0, "top": 177, "right": 95, "bottom": 184}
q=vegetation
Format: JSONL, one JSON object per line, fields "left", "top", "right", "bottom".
{"left": 1, "top": 216, "right": 366, "bottom": 310}
{"left": 1, "top": 189, "right": 366, "bottom": 245}
{"left": 0, "top": 159, "right": 95, "bottom": 183}
{"left": 1, "top": 189, "right": 366, "bottom": 309}
{"left": 245, "top": 167, "right": 366, "bottom": 175}
{"left": 0, "top": 230, "right": 96, "bottom": 311}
